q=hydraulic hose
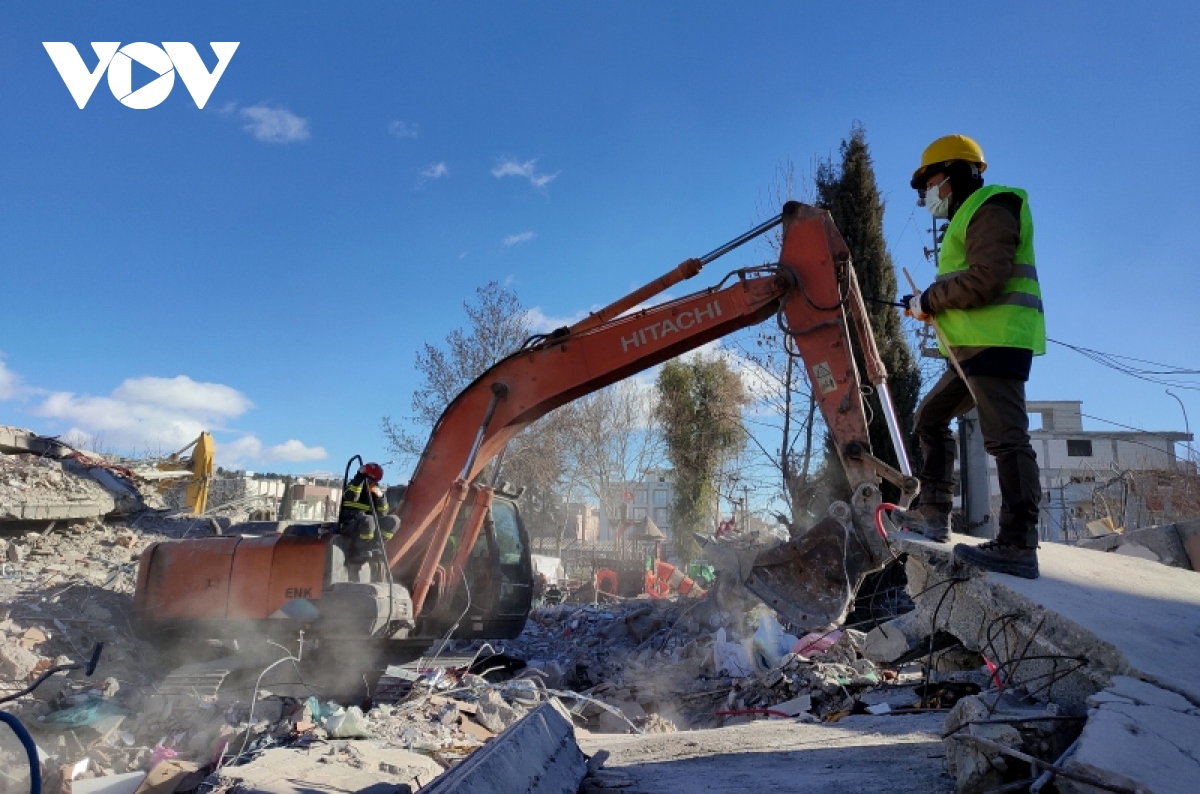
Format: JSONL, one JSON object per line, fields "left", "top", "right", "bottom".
{"left": 0, "top": 710, "right": 41, "bottom": 794}
{"left": 874, "top": 502, "right": 898, "bottom": 540}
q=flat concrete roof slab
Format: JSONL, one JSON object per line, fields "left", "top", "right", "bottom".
{"left": 897, "top": 534, "right": 1200, "bottom": 705}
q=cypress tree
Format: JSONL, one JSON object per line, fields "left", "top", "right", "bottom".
{"left": 815, "top": 124, "right": 921, "bottom": 497}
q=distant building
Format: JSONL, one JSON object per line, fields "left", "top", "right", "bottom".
{"left": 203, "top": 470, "right": 344, "bottom": 521}
{"left": 599, "top": 468, "right": 674, "bottom": 541}
{"left": 562, "top": 501, "right": 601, "bottom": 542}
{"left": 971, "top": 401, "right": 1194, "bottom": 540}
{"left": 290, "top": 481, "right": 341, "bottom": 521}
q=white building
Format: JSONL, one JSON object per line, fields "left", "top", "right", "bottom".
{"left": 598, "top": 468, "right": 674, "bottom": 540}
{"left": 975, "top": 401, "right": 1193, "bottom": 540}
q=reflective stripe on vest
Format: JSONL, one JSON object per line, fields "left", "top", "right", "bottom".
{"left": 935, "top": 184, "right": 1046, "bottom": 355}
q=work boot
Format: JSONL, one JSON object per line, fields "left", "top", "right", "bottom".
{"left": 954, "top": 540, "right": 1040, "bottom": 580}
{"left": 891, "top": 504, "right": 951, "bottom": 542}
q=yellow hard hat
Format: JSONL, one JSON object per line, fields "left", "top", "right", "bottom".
{"left": 911, "top": 134, "right": 987, "bottom": 188}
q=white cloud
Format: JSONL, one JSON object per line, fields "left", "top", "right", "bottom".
{"left": 218, "top": 436, "right": 327, "bottom": 467}
{"left": 491, "top": 157, "right": 559, "bottom": 190}
{"left": 503, "top": 231, "right": 535, "bottom": 247}
{"left": 240, "top": 105, "right": 311, "bottom": 143}
{"left": 522, "top": 293, "right": 678, "bottom": 334}
{"left": 524, "top": 306, "right": 587, "bottom": 333}
{"left": 31, "top": 373, "right": 325, "bottom": 467}
{"left": 0, "top": 357, "right": 22, "bottom": 401}
{"left": 112, "top": 376, "right": 251, "bottom": 417}
{"left": 388, "top": 120, "right": 419, "bottom": 139}
{"left": 420, "top": 162, "right": 448, "bottom": 179}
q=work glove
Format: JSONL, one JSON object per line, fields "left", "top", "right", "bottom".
{"left": 902, "top": 293, "right": 931, "bottom": 322}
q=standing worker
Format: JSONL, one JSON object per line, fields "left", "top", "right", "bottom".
{"left": 894, "top": 134, "right": 1045, "bottom": 579}
{"left": 339, "top": 462, "right": 400, "bottom": 566}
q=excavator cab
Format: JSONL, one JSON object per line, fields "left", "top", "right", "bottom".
{"left": 424, "top": 496, "right": 533, "bottom": 640}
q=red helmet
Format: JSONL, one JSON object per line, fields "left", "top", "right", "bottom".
{"left": 360, "top": 462, "right": 384, "bottom": 482}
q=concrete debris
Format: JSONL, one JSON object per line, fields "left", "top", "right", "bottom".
{"left": 0, "top": 450, "right": 118, "bottom": 522}
{"left": 453, "top": 597, "right": 892, "bottom": 732}
{"left": 210, "top": 744, "right": 441, "bottom": 794}
{"left": 1060, "top": 676, "right": 1200, "bottom": 794}
{"left": 0, "top": 425, "right": 190, "bottom": 526}
{"left": 422, "top": 701, "right": 586, "bottom": 794}
{"left": 895, "top": 534, "right": 1200, "bottom": 794}
{"left": 899, "top": 535, "right": 1200, "bottom": 709}
{"left": 1078, "top": 518, "right": 1200, "bottom": 572}
{"left": 943, "top": 694, "right": 1074, "bottom": 793}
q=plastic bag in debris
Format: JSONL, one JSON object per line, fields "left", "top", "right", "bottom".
{"left": 794, "top": 629, "right": 842, "bottom": 657}
{"left": 752, "top": 613, "right": 800, "bottom": 672}
{"left": 713, "top": 628, "right": 754, "bottom": 678}
{"left": 43, "top": 697, "right": 124, "bottom": 727}
{"left": 304, "top": 697, "right": 339, "bottom": 723}
{"left": 325, "top": 706, "right": 371, "bottom": 738}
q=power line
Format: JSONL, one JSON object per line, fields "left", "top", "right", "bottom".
{"left": 1048, "top": 338, "right": 1200, "bottom": 391}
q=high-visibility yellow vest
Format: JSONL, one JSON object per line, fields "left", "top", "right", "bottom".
{"left": 936, "top": 184, "right": 1045, "bottom": 354}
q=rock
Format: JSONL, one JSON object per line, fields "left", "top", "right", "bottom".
{"left": 475, "top": 689, "right": 523, "bottom": 734}
{"left": 7, "top": 542, "right": 25, "bottom": 562}
{"left": 863, "top": 614, "right": 921, "bottom": 663}
{"left": 0, "top": 640, "right": 40, "bottom": 680}
{"left": 944, "top": 696, "right": 1022, "bottom": 793}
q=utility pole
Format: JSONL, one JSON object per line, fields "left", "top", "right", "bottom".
{"left": 1166, "top": 389, "right": 1195, "bottom": 469}
{"left": 958, "top": 410, "right": 993, "bottom": 538}
{"left": 742, "top": 484, "right": 750, "bottom": 532}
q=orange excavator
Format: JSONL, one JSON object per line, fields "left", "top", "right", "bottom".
{"left": 133, "top": 202, "right": 917, "bottom": 661}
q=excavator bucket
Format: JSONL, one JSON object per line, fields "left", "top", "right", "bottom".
{"left": 742, "top": 516, "right": 880, "bottom": 631}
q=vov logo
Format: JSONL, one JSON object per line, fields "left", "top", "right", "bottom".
{"left": 43, "top": 42, "right": 239, "bottom": 110}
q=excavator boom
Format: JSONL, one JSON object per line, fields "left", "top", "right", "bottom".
{"left": 392, "top": 201, "right": 910, "bottom": 624}
{"left": 133, "top": 201, "right": 913, "bottom": 652}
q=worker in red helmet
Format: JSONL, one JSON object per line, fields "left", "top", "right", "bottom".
{"left": 339, "top": 462, "right": 400, "bottom": 565}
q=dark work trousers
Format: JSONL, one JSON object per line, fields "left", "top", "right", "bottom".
{"left": 343, "top": 513, "right": 401, "bottom": 557}
{"left": 914, "top": 367, "right": 1042, "bottom": 548}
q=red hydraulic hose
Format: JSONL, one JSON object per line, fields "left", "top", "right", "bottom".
{"left": 874, "top": 502, "right": 898, "bottom": 539}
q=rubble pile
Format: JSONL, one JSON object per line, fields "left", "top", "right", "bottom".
{"left": 457, "top": 594, "right": 909, "bottom": 732}
{"left": 0, "top": 453, "right": 116, "bottom": 521}
{"left": 0, "top": 514, "right": 196, "bottom": 784}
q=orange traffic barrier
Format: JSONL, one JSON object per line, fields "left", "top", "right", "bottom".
{"left": 644, "top": 570, "right": 670, "bottom": 598}
{"left": 595, "top": 568, "right": 619, "bottom": 596}
{"left": 647, "top": 560, "right": 705, "bottom": 598}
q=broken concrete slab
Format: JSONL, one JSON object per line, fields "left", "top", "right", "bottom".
{"left": 1057, "top": 675, "right": 1200, "bottom": 794}
{"left": 423, "top": 701, "right": 586, "bottom": 794}
{"left": 1078, "top": 520, "right": 1196, "bottom": 570}
{"left": 0, "top": 492, "right": 118, "bottom": 522}
{"left": 0, "top": 426, "right": 71, "bottom": 456}
{"left": 862, "top": 611, "right": 922, "bottom": 664}
{"left": 1175, "top": 519, "right": 1200, "bottom": 572}
{"left": 211, "top": 743, "right": 442, "bottom": 794}
{"left": 72, "top": 771, "right": 148, "bottom": 794}
{"left": 897, "top": 535, "right": 1200, "bottom": 709}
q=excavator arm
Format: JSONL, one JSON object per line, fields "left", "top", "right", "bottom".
{"left": 132, "top": 202, "right": 915, "bottom": 650}
{"left": 392, "top": 201, "right": 915, "bottom": 627}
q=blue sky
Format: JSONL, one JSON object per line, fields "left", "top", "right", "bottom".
{"left": 3, "top": 1, "right": 1199, "bottom": 480}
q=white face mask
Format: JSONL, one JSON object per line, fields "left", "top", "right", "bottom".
{"left": 925, "top": 180, "right": 951, "bottom": 218}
